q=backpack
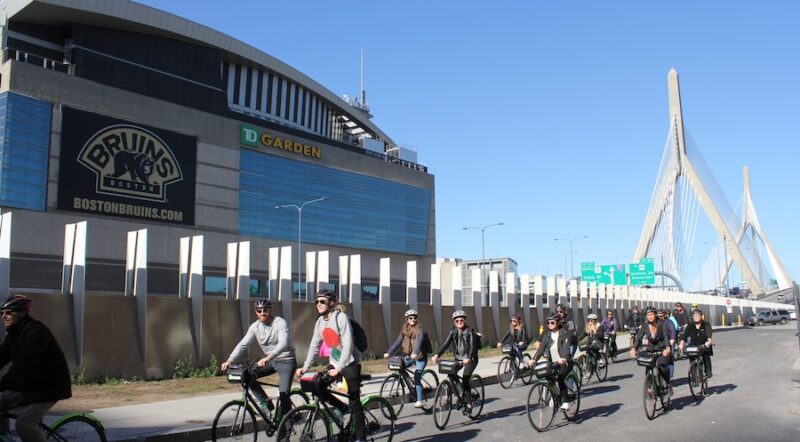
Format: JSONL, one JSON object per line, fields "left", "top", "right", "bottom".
{"left": 421, "top": 331, "right": 433, "bottom": 354}
{"left": 471, "top": 328, "right": 482, "bottom": 360}
{"left": 335, "top": 312, "right": 368, "bottom": 352}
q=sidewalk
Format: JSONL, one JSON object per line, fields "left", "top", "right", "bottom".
{"left": 91, "top": 327, "right": 743, "bottom": 441}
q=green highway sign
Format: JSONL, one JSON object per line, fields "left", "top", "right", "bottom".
{"left": 581, "top": 262, "right": 627, "bottom": 285}
{"left": 630, "top": 258, "right": 655, "bottom": 286}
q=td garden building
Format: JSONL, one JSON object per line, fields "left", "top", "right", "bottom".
{"left": 0, "top": 0, "right": 435, "bottom": 298}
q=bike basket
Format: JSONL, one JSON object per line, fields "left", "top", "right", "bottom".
{"left": 684, "top": 346, "right": 700, "bottom": 356}
{"left": 388, "top": 356, "right": 403, "bottom": 370}
{"left": 438, "top": 360, "right": 460, "bottom": 375}
{"left": 579, "top": 343, "right": 590, "bottom": 352}
{"left": 226, "top": 365, "right": 247, "bottom": 384}
{"left": 533, "top": 362, "right": 552, "bottom": 378}
{"left": 502, "top": 344, "right": 513, "bottom": 354}
{"left": 299, "top": 372, "right": 322, "bottom": 394}
{"left": 636, "top": 354, "right": 657, "bottom": 368}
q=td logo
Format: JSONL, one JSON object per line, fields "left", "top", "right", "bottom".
{"left": 240, "top": 125, "right": 260, "bottom": 147}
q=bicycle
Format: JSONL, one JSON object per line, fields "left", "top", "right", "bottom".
{"left": 277, "top": 371, "right": 396, "bottom": 441}
{"left": 0, "top": 410, "right": 106, "bottom": 441}
{"left": 525, "top": 361, "right": 580, "bottom": 432}
{"left": 212, "top": 363, "right": 310, "bottom": 441}
{"left": 379, "top": 356, "right": 439, "bottom": 415}
{"left": 432, "top": 360, "right": 485, "bottom": 430}
{"left": 636, "top": 351, "right": 671, "bottom": 420}
{"left": 602, "top": 332, "right": 617, "bottom": 361}
{"left": 497, "top": 345, "right": 534, "bottom": 389}
{"left": 685, "top": 345, "right": 709, "bottom": 400}
{"left": 575, "top": 342, "right": 608, "bottom": 383}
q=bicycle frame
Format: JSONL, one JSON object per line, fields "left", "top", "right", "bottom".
{"left": 0, "top": 411, "right": 106, "bottom": 442}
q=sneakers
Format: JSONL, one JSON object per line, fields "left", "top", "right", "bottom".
{"left": 414, "top": 400, "right": 424, "bottom": 409}
{"left": 560, "top": 402, "right": 571, "bottom": 410}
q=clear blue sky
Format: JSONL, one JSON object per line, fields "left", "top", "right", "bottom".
{"left": 139, "top": 0, "right": 799, "bottom": 287}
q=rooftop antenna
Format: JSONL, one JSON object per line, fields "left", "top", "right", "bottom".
{"left": 360, "top": 49, "right": 367, "bottom": 107}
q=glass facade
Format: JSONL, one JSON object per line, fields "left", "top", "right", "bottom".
{"left": 240, "top": 149, "right": 431, "bottom": 255}
{"left": 0, "top": 92, "right": 51, "bottom": 211}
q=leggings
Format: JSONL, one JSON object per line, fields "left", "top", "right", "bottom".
{"left": 249, "top": 358, "right": 297, "bottom": 416}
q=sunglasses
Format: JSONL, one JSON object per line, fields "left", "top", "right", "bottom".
{"left": 0, "top": 310, "right": 16, "bottom": 317}
{"left": 511, "top": 320, "right": 518, "bottom": 323}
{"left": 255, "top": 308, "right": 270, "bottom": 313}
{"left": 454, "top": 319, "right": 465, "bottom": 323}
{"left": 315, "top": 300, "right": 329, "bottom": 305}
{"left": 547, "top": 321, "right": 558, "bottom": 325}
{"left": 407, "top": 317, "right": 418, "bottom": 321}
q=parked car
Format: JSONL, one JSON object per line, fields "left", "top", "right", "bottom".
{"left": 775, "top": 309, "right": 791, "bottom": 324}
{"left": 746, "top": 310, "right": 782, "bottom": 326}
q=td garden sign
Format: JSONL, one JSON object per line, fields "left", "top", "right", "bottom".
{"left": 240, "top": 124, "right": 321, "bottom": 159}
{"left": 58, "top": 108, "right": 197, "bottom": 225}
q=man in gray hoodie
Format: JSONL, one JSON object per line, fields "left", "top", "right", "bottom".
{"left": 221, "top": 298, "right": 296, "bottom": 417}
{"left": 296, "top": 289, "right": 365, "bottom": 441}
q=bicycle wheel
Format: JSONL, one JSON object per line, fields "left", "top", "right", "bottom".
{"left": 289, "top": 389, "right": 310, "bottom": 408}
{"left": 688, "top": 361, "right": 702, "bottom": 401}
{"left": 432, "top": 381, "right": 453, "bottom": 430}
{"left": 276, "top": 405, "right": 330, "bottom": 442}
{"left": 379, "top": 373, "right": 407, "bottom": 416}
{"left": 420, "top": 369, "right": 440, "bottom": 411}
{"left": 643, "top": 373, "right": 657, "bottom": 420}
{"left": 468, "top": 374, "right": 485, "bottom": 419}
{"left": 363, "top": 396, "right": 396, "bottom": 441}
{"left": 562, "top": 372, "right": 580, "bottom": 421}
{"left": 526, "top": 383, "right": 556, "bottom": 432}
{"left": 580, "top": 355, "right": 593, "bottom": 383}
{"left": 211, "top": 400, "right": 257, "bottom": 442}
{"left": 497, "top": 356, "right": 515, "bottom": 389}
{"left": 46, "top": 414, "right": 107, "bottom": 442}
{"left": 660, "top": 377, "right": 671, "bottom": 410}
{"left": 596, "top": 353, "right": 608, "bottom": 382}
{"left": 571, "top": 358, "right": 584, "bottom": 387}
{"left": 520, "top": 354, "right": 535, "bottom": 385}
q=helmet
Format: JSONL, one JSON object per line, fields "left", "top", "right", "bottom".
{"left": 644, "top": 306, "right": 657, "bottom": 315}
{"left": 691, "top": 303, "right": 699, "bottom": 309}
{"left": 675, "top": 302, "right": 683, "bottom": 308}
{"left": 547, "top": 312, "right": 562, "bottom": 323}
{"left": 1, "top": 294, "right": 32, "bottom": 313}
{"left": 452, "top": 310, "right": 467, "bottom": 320}
{"left": 404, "top": 309, "right": 418, "bottom": 318}
{"left": 512, "top": 314, "right": 523, "bottom": 322}
{"left": 315, "top": 289, "right": 337, "bottom": 302}
{"left": 555, "top": 303, "right": 566, "bottom": 312}
{"left": 586, "top": 313, "right": 598, "bottom": 320}
{"left": 692, "top": 308, "right": 704, "bottom": 316}
{"left": 255, "top": 298, "right": 272, "bottom": 309}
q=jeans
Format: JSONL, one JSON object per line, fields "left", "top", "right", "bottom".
{"left": 402, "top": 356, "right": 427, "bottom": 402}
{"left": 249, "top": 358, "right": 297, "bottom": 417}
{"left": 0, "top": 391, "right": 55, "bottom": 442}
{"left": 457, "top": 360, "right": 477, "bottom": 403}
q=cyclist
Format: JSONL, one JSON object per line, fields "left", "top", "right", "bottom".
{"left": 625, "top": 305, "right": 643, "bottom": 346}
{"left": 528, "top": 312, "right": 576, "bottom": 410}
{"left": 554, "top": 303, "right": 576, "bottom": 332}
{"left": 296, "top": 289, "right": 365, "bottom": 442}
{"left": 630, "top": 306, "right": 673, "bottom": 397}
{"left": 497, "top": 314, "right": 529, "bottom": 362}
{"left": 601, "top": 310, "right": 619, "bottom": 361}
{"left": 672, "top": 302, "right": 691, "bottom": 335}
{"left": 383, "top": 309, "right": 430, "bottom": 408}
{"left": 659, "top": 309, "right": 678, "bottom": 380}
{"left": 679, "top": 308, "right": 713, "bottom": 377}
{"left": 0, "top": 295, "right": 71, "bottom": 442}
{"left": 221, "top": 298, "right": 297, "bottom": 418}
{"left": 432, "top": 310, "right": 479, "bottom": 411}
{"left": 576, "top": 313, "right": 605, "bottom": 375}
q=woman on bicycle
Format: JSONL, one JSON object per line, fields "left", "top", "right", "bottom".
{"left": 497, "top": 314, "right": 529, "bottom": 361}
{"left": 601, "top": 310, "right": 619, "bottom": 360}
{"left": 528, "top": 312, "right": 576, "bottom": 410}
{"left": 576, "top": 313, "right": 605, "bottom": 374}
{"left": 630, "top": 306, "right": 673, "bottom": 397}
{"left": 679, "top": 308, "right": 713, "bottom": 377}
{"left": 383, "top": 309, "right": 430, "bottom": 408}
{"left": 432, "top": 310, "right": 479, "bottom": 411}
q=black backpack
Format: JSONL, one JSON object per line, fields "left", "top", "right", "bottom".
{"left": 335, "top": 312, "right": 368, "bottom": 352}
{"left": 421, "top": 330, "right": 433, "bottom": 354}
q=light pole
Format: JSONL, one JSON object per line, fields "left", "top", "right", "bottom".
{"left": 463, "top": 222, "right": 504, "bottom": 303}
{"left": 554, "top": 235, "right": 588, "bottom": 279}
{"left": 275, "top": 196, "right": 327, "bottom": 300}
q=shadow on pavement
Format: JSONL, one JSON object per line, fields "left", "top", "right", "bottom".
{"left": 575, "top": 402, "right": 623, "bottom": 423}
{"left": 403, "top": 428, "right": 481, "bottom": 441}
{"left": 706, "top": 383, "right": 737, "bottom": 395}
{"left": 580, "top": 385, "right": 621, "bottom": 398}
{"left": 480, "top": 404, "right": 527, "bottom": 420}
{"left": 667, "top": 395, "right": 703, "bottom": 411}
{"left": 605, "top": 373, "right": 633, "bottom": 382}
{"left": 394, "top": 421, "right": 417, "bottom": 433}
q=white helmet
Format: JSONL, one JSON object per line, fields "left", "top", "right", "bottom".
{"left": 404, "top": 309, "right": 418, "bottom": 317}
{"left": 452, "top": 310, "right": 467, "bottom": 320}
{"left": 587, "top": 313, "right": 598, "bottom": 320}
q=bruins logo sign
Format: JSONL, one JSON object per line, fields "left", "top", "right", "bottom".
{"left": 78, "top": 125, "right": 183, "bottom": 202}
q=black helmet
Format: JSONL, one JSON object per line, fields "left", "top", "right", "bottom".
{"left": 315, "top": 288, "right": 337, "bottom": 302}
{"left": 255, "top": 298, "right": 272, "bottom": 309}
{"left": 555, "top": 303, "right": 566, "bottom": 311}
{"left": 645, "top": 306, "right": 657, "bottom": 315}
{"left": 1, "top": 294, "right": 32, "bottom": 313}
{"left": 692, "top": 308, "right": 703, "bottom": 316}
{"left": 547, "top": 312, "right": 561, "bottom": 323}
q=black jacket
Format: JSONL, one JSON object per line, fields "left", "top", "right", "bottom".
{"left": 680, "top": 321, "right": 713, "bottom": 345}
{"left": 576, "top": 324, "right": 606, "bottom": 347}
{"left": 500, "top": 326, "right": 529, "bottom": 346}
{"left": 626, "top": 312, "right": 642, "bottom": 331}
{"left": 633, "top": 320, "right": 670, "bottom": 353}
{"left": 533, "top": 329, "right": 575, "bottom": 362}
{"left": 435, "top": 326, "right": 478, "bottom": 361}
{"left": 0, "top": 316, "right": 72, "bottom": 405}
{"left": 672, "top": 309, "right": 691, "bottom": 328}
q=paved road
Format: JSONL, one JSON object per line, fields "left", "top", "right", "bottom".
{"left": 375, "top": 324, "right": 799, "bottom": 442}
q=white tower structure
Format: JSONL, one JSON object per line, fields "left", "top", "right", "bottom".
{"left": 633, "top": 69, "right": 767, "bottom": 296}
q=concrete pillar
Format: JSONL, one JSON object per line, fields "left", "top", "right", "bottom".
{"left": 406, "top": 261, "right": 418, "bottom": 310}
{"left": 452, "top": 265, "right": 463, "bottom": 310}
{"left": 569, "top": 279, "right": 580, "bottom": 331}
{"left": 380, "top": 258, "right": 391, "bottom": 343}
{"left": 183, "top": 236, "right": 205, "bottom": 357}
{"left": 317, "top": 251, "right": 330, "bottom": 293}
{"left": 520, "top": 274, "right": 532, "bottom": 335}
{"left": 278, "top": 246, "right": 292, "bottom": 326}
{"left": 338, "top": 255, "right": 349, "bottom": 304}
{"left": 306, "top": 251, "right": 317, "bottom": 301}
{"left": 0, "top": 212, "right": 11, "bottom": 299}
{"left": 471, "top": 268, "right": 482, "bottom": 333}
{"left": 269, "top": 247, "right": 279, "bottom": 300}
{"left": 126, "top": 229, "right": 147, "bottom": 360}
{"left": 350, "top": 255, "right": 362, "bottom": 323}
{"left": 430, "top": 263, "right": 442, "bottom": 342}
{"left": 63, "top": 221, "right": 87, "bottom": 364}
{"left": 490, "top": 270, "right": 500, "bottom": 343}
{"left": 534, "top": 275, "right": 544, "bottom": 331}
{"left": 506, "top": 272, "right": 517, "bottom": 317}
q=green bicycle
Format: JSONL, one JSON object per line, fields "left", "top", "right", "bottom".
{"left": 637, "top": 351, "right": 671, "bottom": 420}
{"left": 212, "top": 363, "right": 309, "bottom": 441}
{"left": 379, "top": 356, "right": 439, "bottom": 415}
{"left": 685, "top": 345, "right": 709, "bottom": 400}
{"left": 0, "top": 411, "right": 106, "bottom": 441}
{"left": 277, "top": 371, "right": 396, "bottom": 441}
{"left": 525, "top": 361, "right": 581, "bottom": 432}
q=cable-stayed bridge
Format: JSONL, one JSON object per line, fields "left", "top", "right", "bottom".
{"left": 632, "top": 69, "right": 791, "bottom": 297}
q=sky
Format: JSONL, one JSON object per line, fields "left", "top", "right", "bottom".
{"left": 138, "top": 0, "right": 799, "bottom": 288}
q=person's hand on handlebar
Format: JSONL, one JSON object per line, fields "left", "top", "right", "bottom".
{"left": 383, "top": 353, "right": 390, "bottom": 359}
{"left": 221, "top": 360, "right": 232, "bottom": 372}
{"left": 295, "top": 368, "right": 306, "bottom": 378}
{"left": 431, "top": 354, "right": 439, "bottom": 364}
{"left": 462, "top": 358, "right": 472, "bottom": 365}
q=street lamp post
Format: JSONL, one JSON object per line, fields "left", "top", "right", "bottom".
{"left": 275, "top": 196, "right": 327, "bottom": 301}
{"left": 462, "top": 222, "right": 504, "bottom": 303}
{"left": 554, "top": 235, "right": 588, "bottom": 279}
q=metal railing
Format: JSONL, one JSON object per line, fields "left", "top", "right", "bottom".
{"left": 3, "top": 47, "right": 69, "bottom": 73}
